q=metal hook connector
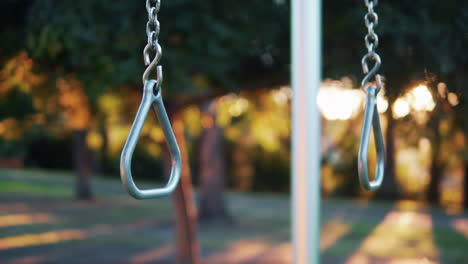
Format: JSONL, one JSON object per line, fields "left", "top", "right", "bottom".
{"left": 361, "top": 53, "right": 382, "bottom": 93}
{"left": 120, "top": 80, "right": 181, "bottom": 199}
{"left": 358, "top": 86, "right": 385, "bottom": 191}
{"left": 142, "top": 43, "right": 163, "bottom": 86}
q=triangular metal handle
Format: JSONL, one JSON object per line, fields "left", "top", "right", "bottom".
{"left": 358, "top": 86, "right": 385, "bottom": 191}
{"left": 120, "top": 79, "right": 182, "bottom": 199}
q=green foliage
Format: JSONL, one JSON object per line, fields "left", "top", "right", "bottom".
{"left": 107, "top": 145, "right": 165, "bottom": 182}
{"left": 0, "top": 1, "right": 31, "bottom": 57}
{"left": 251, "top": 147, "right": 290, "bottom": 192}
{"left": 323, "top": 0, "right": 468, "bottom": 99}
{"left": 0, "top": 138, "right": 28, "bottom": 158}
{"left": 1, "top": 0, "right": 467, "bottom": 196}
{"left": 25, "top": 0, "right": 290, "bottom": 102}
{"left": 0, "top": 89, "right": 35, "bottom": 120}
{"left": 0, "top": 181, "right": 72, "bottom": 197}
{"left": 25, "top": 134, "right": 73, "bottom": 169}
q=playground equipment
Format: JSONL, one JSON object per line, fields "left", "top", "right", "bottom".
{"left": 358, "top": 0, "right": 385, "bottom": 191}
{"left": 120, "top": 0, "right": 181, "bottom": 200}
{"left": 292, "top": 1, "right": 385, "bottom": 262}
{"left": 120, "top": 0, "right": 386, "bottom": 263}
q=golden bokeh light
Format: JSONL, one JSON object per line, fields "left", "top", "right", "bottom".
{"left": 317, "top": 78, "right": 388, "bottom": 121}
{"left": 0, "top": 52, "right": 44, "bottom": 96}
{"left": 377, "top": 95, "right": 389, "bottom": 113}
{"left": 0, "top": 229, "right": 86, "bottom": 250}
{"left": 407, "top": 85, "right": 436, "bottom": 112}
{"left": 392, "top": 84, "right": 436, "bottom": 119}
{"left": 437, "top": 82, "right": 447, "bottom": 98}
{"left": 447, "top": 92, "right": 459, "bottom": 106}
{"left": 57, "top": 77, "right": 92, "bottom": 130}
{"left": 217, "top": 94, "right": 250, "bottom": 127}
{"left": 393, "top": 97, "right": 411, "bottom": 119}
{"left": 0, "top": 213, "right": 56, "bottom": 228}
{"left": 228, "top": 97, "right": 249, "bottom": 117}
{"left": 86, "top": 131, "right": 103, "bottom": 150}
{"left": 271, "top": 87, "right": 291, "bottom": 106}
{"left": 146, "top": 142, "right": 162, "bottom": 158}
{"left": 183, "top": 106, "right": 202, "bottom": 136}
{"left": 345, "top": 211, "right": 438, "bottom": 264}
{"left": 317, "top": 85, "right": 363, "bottom": 120}
{"left": 0, "top": 118, "right": 23, "bottom": 140}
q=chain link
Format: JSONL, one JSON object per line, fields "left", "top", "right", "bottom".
{"left": 361, "top": 0, "right": 381, "bottom": 92}
{"left": 357, "top": 0, "right": 385, "bottom": 191}
{"left": 143, "top": 0, "right": 163, "bottom": 86}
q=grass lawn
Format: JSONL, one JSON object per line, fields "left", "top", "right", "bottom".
{"left": 0, "top": 168, "right": 467, "bottom": 264}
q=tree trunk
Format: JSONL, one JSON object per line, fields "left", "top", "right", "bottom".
{"left": 198, "top": 101, "right": 230, "bottom": 223}
{"left": 427, "top": 118, "right": 442, "bottom": 205}
{"left": 165, "top": 112, "right": 200, "bottom": 264}
{"left": 98, "top": 115, "right": 109, "bottom": 173}
{"left": 376, "top": 100, "right": 398, "bottom": 200}
{"left": 73, "top": 129, "right": 93, "bottom": 200}
{"left": 428, "top": 154, "right": 442, "bottom": 205}
{"left": 464, "top": 163, "right": 468, "bottom": 210}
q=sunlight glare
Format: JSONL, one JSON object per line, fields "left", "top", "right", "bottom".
{"left": 0, "top": 213, "right": 56, "bottom": 228}
{"left": 393, "top": 84, "right": 436, "bottom": 119}
{"left": 377, "top": 95, "right": 389, "bottom": 113}
{"left": 407, "top": 85, "right": 435, "bottom": 112}
{"left": 345, "top": 211, "right": 437, "bottom": 264}
{"left": 393, "top": 98, "right": 410, "bottom": 118}
{"left": 271, "top": 89, "right": 289, "bottom": 106}
{"left": 0, "top": 229, "right": 86, "bottom": 250}
{"left": 318, "top": 79, "right": 388, "bottom": 120}
{"left": 228, "top": 97, "right": 249, "bottom": 117}
{"left": 317, "top": 83, "right": 363, "bottom": 121}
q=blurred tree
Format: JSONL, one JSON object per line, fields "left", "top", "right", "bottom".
{"left": 452, "top": 85, "right": 467, "bottom": 209}
{"left": 465, "top": 153, "right": 468, "bottom": 210}
{"left": 166, "top": 109, "right": 200, "bottom": 264}
{"left": 0, "top": 53, "right": 39, "bottom": 121}
{"left": 323, "top": 0, "right": 468, "bottom": 200}
{"left": 198, "top": 100, "right": 230, "bottom": 223}
{"left": 16, "top": 0, "right": 290, "bottom": 262}
{"left": 57, "top": 77, "right": 93, "bottom": 199}
{"left": 2, "top": 0, "right": 466, "bottom": 209}
{"left": 426, "top": 81, "right": 448, "bottom": 205}
{"left": 219, "top": 88, "right": 291, "bottom": 193}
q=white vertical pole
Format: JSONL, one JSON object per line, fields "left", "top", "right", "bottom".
{"left": 291, "top": 0, "right": 322, "bottom": 263}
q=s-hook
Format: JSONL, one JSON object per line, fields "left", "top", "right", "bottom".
{"left": 358, "top": 0, "right": 385, "bottom": 191}
{"left": 120, "top": 0, "right": 182, "bottom": 199}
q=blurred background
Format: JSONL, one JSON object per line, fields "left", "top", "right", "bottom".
{"left": 0, "top": 0, "right": 467, "bottom": 263}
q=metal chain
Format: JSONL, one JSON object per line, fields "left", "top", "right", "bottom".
{"left": 142, "top": 0, "right": 163, "bottom": 86}
{"left": 364, "top": 0, "right": 379, "bottom": 54}
{"left": 361, "top": 0, "right": 382, "bottom": 92}
{"left": 120, "top": 0, "right": 182, "bottom": 199}
{"left": 357, "top": 0, "right": 385, "bottom": 191}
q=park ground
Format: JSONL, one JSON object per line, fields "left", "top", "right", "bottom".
{"left": 0, "top": 168, "right": 467, "bottom": 264}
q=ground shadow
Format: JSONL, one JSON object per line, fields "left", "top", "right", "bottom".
{"left": 320, "top": 200, "right": 391, "bottom": 263}
{"left": 430, "top": 208, "right": 468, "bottom": 264}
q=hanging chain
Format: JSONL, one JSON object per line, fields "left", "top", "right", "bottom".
{"left": 120, "top": 0, "right": 182, "bottom": 199}
{"left": 364, "top": 0, "right": 379, "bottom": 55}
{"left": 142, "top": 0, "right": 163, "bottom": 86}
{"left": 361, "top": 0, "right": 382, "bottom": 92}
{"left": 357, "top": 0, "right": 385, "bottom": 191}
